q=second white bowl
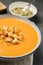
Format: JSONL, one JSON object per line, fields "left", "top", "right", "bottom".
{"left": 9, "top": 1, "right": 38, "bottom": 19}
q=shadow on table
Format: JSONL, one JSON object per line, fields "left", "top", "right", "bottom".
{"left": 29, "top": 15, "right": 41, "bottom": 24}
{"left": 33, "top": 47, "right": 43, "bottom": 65}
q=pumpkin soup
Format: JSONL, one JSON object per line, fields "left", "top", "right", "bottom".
{"left": 0, "top": 18, "right": 38, "bottom": 57}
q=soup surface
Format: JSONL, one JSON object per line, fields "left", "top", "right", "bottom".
{"left": 0, "top": 18, "right": 38, "bottom": 57}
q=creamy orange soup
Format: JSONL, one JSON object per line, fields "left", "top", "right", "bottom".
{"left": 0, "top": 18, "right": 38, "bottom": 57}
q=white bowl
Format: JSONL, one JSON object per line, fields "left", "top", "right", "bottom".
{"left": 0, "top": 17, "right": 41, "bottom": 58}
{"left": 9, "top": 1, "right": 38, "bottom": 19}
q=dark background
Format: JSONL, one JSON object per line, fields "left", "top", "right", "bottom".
{"left": 0, "top": 0, "right": 43, "bottom": 65}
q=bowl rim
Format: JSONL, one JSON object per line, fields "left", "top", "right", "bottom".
{"left": 8, "top": 1, "right": 38, "bottom": 19}
{"left": 0, "top": 17, "right": 41, "bottom": 58}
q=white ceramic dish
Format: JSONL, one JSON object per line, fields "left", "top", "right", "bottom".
{"left": 0, "top": 17, "right": 41, "bottom": 58}
{"left": 9, "top": 1, "right": 38, "bottom": 19}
